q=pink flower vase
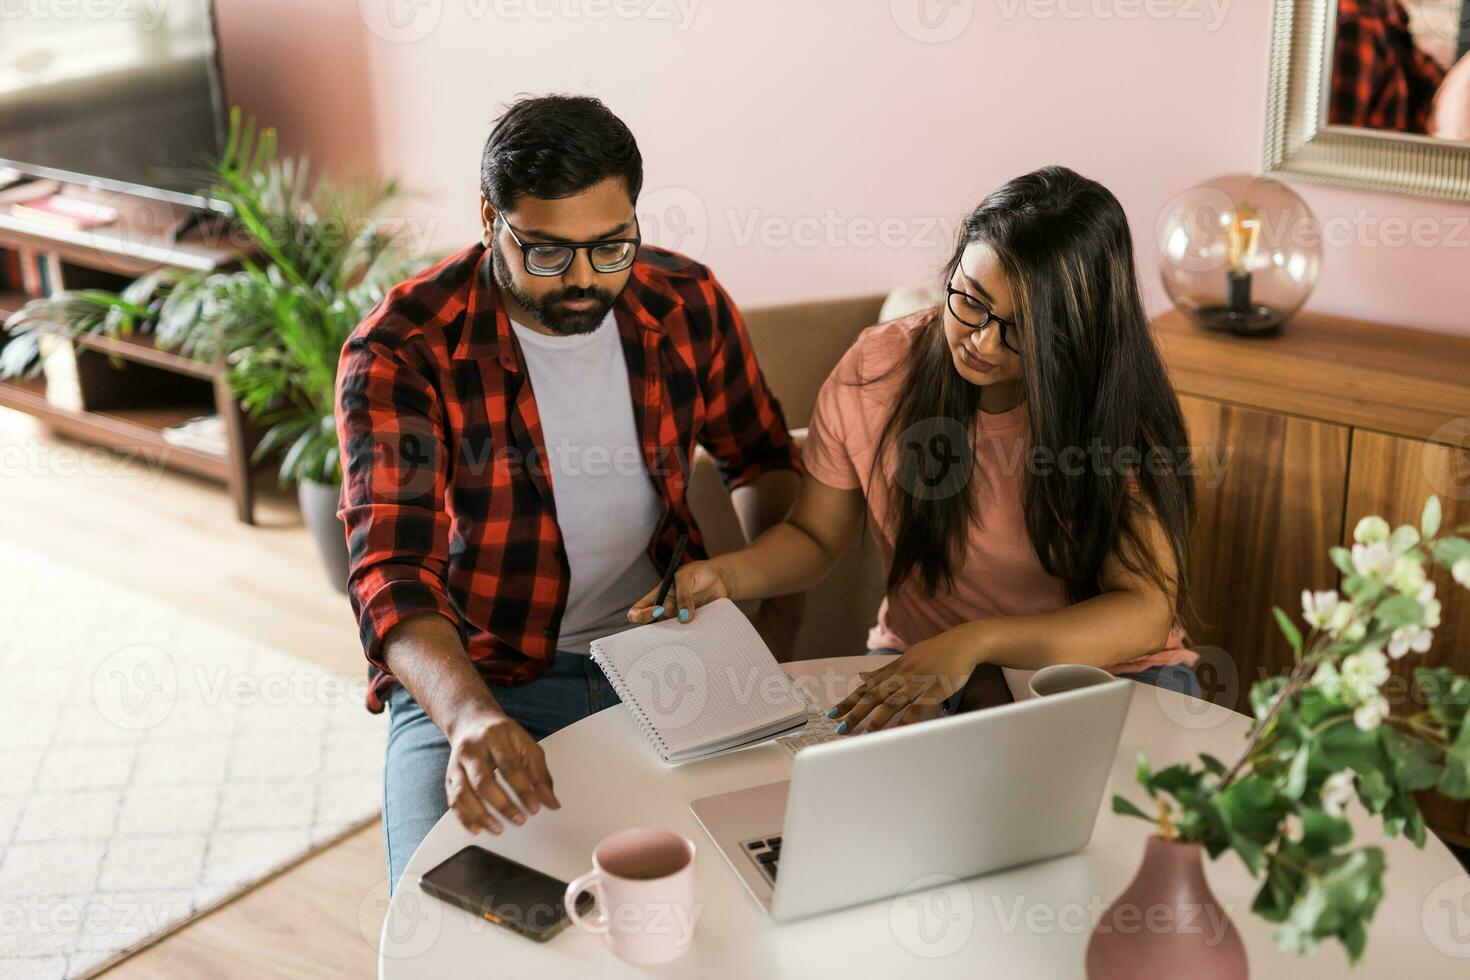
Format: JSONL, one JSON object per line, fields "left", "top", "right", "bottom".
{"left": 1086, "top": 836, "right": 1249, "bottom": 980}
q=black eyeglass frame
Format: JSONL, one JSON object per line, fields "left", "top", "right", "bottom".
{"left": 497, "top": 215, "right": 642, "bottom": 277}
{"left": 944, "top": 280, "right": 1021, "bottom": 354}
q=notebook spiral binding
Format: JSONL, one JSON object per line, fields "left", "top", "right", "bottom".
{"left": 589, "top": 646, "right": 672, "bottom": 762}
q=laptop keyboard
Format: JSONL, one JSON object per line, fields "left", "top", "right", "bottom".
{"left": 743, "top": 835, "right": 782, "bottom": 883}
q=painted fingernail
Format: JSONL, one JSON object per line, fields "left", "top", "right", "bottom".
{"left": 826, "top": 707, "right": 838, "bottom": 717}
{"left": 652, "top": 606, "right": 665, "bottom": 619}
{"left": 678, "top": 608, "right": 690, "bottom": 623}
{"left": 836, "top": 721, "right": 848, "bottom": 734}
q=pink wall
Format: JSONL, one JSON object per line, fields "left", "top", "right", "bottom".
{"left": 216, "top": 0, "right": 1469, "bottom": 336}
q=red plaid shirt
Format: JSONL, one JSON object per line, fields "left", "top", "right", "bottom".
{"left": 336, "top": 243, "right": 800, "bottom": 712}
{"left": 1329, "top": 0, "right": 1446, "bottom": 134}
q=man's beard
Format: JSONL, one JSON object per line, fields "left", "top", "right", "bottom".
{"left": 492, "top": 242, "right": 619, "bottom": 336}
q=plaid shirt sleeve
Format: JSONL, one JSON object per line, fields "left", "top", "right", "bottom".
{"left": 1330, "top": 0, "right": 1447, "bottom": 133}
{"left": 693, "top": 275, "right": 802, "bottom": 489}
{"left": 335, "top": 328, "right": 465, "bottom": 675}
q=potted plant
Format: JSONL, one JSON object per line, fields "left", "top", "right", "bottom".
{"left": 1, "top": 110, "right": 424, "bottom": 591}
{"left": 1092, "top": 495, "right": 1470, "bottom": 977}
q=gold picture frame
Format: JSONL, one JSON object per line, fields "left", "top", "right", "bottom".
{"left": 1264, "top": 0, "right": 1470, "bottom": 201}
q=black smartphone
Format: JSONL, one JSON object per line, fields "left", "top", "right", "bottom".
{"left": 418, "top": 845, "right": 594, "bottom": 942}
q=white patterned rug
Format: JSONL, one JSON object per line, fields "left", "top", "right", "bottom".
{"left": 0, "top": 542, "right": 386, "bottom": 979}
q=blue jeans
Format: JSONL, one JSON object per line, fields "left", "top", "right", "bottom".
{"left": 865, "top": 649, "right": 1202, "bottom": 711}
{"left": 382, "top": 653, "right": 621, "bottom": 894}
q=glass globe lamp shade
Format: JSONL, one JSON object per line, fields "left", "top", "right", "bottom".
{"left": 1157, "top": 174, "right": 1321, "bottom": 336}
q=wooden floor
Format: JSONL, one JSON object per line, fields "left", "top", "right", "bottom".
{"left": 1, "top": 409, "right": 388, "bottom": 979}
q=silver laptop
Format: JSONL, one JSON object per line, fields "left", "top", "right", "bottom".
{"left": 690, "top": 676, "right": 1133, "bottom": 921}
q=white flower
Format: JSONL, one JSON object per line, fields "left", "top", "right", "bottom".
{"left": 1419, "top": 582, "right": 1442, "bottom": 630}
{"left": 1354, "top": 694, "right": 1390, "bottom": 731}
{"left": 1320, "top": 770, "right": 1356, "bottom": 818}
{"left": 1388, "top": 624, "right": 1433, "bottom": 659}
{"left": 1352, "top": 542, "right": 1395, "bottom": 580}
{"left": 1390, "top": 556, "right": 1427, "bottom": 595}
{"left": 1340, "top": 649, "right": 1390, "bottom": 702}
{"left": 1454, "top": 558, "right": 1470, "bottom": 589}
{"left": 1301, "top": 590, "right": 1354, "bottom": 633}
{"left": 1354, "top": 516, "right": 1390, "bottom": 545}
{"left": 1311, "top": 661, "right": 1343, "bottom": 700}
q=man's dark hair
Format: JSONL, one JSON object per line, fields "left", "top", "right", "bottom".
{"left": 480, "top": 95, "right": 643, "bottom": 210}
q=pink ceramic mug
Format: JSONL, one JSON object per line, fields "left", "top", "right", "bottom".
{"left": 563, "top": 828, "right": 699, "bottom": 964}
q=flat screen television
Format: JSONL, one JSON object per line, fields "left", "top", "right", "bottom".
{"left": 0, "top": 1, "right": 229, "bottom": 211}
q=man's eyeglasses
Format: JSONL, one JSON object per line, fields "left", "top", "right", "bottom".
{"left": 945, "top": 281, "right": 1021, "bottom": 353}
{"left": 498, "top": 216, "right": 641, "bottom": 277}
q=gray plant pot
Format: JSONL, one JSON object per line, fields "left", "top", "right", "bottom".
{"left": 298, "top": 477, "right": 349, "bottom": 594}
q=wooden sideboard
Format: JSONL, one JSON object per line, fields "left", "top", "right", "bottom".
{"left": 1152, "top": 307, "right": 1470, "bottom": 849}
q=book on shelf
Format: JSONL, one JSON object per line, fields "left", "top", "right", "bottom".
{"left": 9, "top": 195, "right": 120, "bottom": 231}
{"left": 161, "top": 414, "right": 228, "bottom": 457}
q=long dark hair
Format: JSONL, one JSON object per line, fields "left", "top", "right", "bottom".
{"left": 872, "top": 166, "right": 1195, "bottom": 618}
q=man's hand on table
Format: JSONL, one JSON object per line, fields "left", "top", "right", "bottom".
{"left": 445, "top": 705, "right": 561, "bottom": 835}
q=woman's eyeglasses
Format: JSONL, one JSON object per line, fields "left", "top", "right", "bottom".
{"left": 498, "top": 216, "right": 641, "bottom": 277}
{"left": 946, "top": 283, "right": 1021, "bottom": 353}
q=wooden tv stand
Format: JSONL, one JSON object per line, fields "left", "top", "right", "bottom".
{"left": 0, "top": 180, "right": 260, "bottom": 522}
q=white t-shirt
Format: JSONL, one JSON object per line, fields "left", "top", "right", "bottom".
{"left": 510, "top": 313, "right": 663, "bottom": 653}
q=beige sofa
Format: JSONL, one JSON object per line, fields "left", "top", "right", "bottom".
{"left": 685, "top": 293, "right": 889, "bottom": 662}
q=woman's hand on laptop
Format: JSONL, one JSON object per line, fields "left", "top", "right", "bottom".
{"left": 828, "top": 635, "right": 979, "bottom": 732}
{"left": 626, "top": 559, "right": 732, "bottom": 625}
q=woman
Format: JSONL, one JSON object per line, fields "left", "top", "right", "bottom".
{"left": 628, "top": 166, "right": 1199, "bottom": 732}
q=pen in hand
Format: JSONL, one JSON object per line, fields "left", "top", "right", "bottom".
{"left": 650, "top": 533, "right": 689, "bottom": 622}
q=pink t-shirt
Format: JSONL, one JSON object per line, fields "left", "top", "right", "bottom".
{"left": 803, "top": 314, "right": 1194, "bottom": 675}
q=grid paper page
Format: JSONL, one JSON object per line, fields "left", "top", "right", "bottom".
{"left": 591, "top": 598, "right": 806, "bottom": 759}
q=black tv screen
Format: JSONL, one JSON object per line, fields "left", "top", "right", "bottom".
{"left": 0, "top": 1, "right": 228, "bottom": 210}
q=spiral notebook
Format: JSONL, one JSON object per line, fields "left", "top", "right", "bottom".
{"left": 589, "top": 598, "right": 808, "bottom": 765}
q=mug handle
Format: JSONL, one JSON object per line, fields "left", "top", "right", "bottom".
{"left": 564, "top": 871, "right": 608, "bottom": 934}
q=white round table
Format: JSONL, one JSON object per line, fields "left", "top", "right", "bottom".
{"left": 378, "top": 656, "right": 1470, "bottom": 978}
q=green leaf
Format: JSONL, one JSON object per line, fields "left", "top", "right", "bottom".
{"left": 1283, "top": 746, "right": 1310, "bottom": 800}
{"left": 1329, "top": 546, "right": 1354, "bottom": 576}
{"left": 1272, "top": 606, "right": 1303, "bottom": 653}
{"left": 1439, "top": 717, "right": 1470, "bottom": 800}
{"left": 1111, "top": 795, "right": 1152, "bottom": 822}
{"left": 1422, "top": 495, "right": 1442, "bottom": 539}
{"left": 1274, "top": 846, "right": 1385, "bottom": 964}
{"left": 1373, "top": 594, "right": 1423, "bottom": 630}
{"left": 1216, "top": 776, "right": 1289, "bottom": 875}
{"left": 1134, "top": 751, "right": 1155, "bottom": 798}
{"left": 1382, "top": 725, "right": 1443, "bottom": 793}
{"left": 1432, "top": 537, "right": 1470, "bottom": 568}
{"left": 1298, "top": 808, "right": 1353, "bottom": 855}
